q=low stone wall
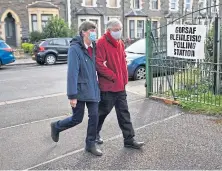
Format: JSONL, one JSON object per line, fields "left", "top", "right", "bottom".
{"left": 13, "top": 49, "right": 33, "bottom": 59}
{"left": 13, "top": 49, "right": 25, "bottom": 59}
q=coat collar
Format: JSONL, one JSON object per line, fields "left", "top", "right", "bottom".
{"left": 104, "top": 31, "right": 119, "bottom": 48}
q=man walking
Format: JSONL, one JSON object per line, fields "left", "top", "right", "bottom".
{"left": 96, "top": 19, "right": 144, "bottom": 149}
{"left": 50, "top": 21, "right": 102, "bottom": 156}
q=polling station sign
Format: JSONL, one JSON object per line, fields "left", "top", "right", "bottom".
{"left": 167, "top": 25, "right": 206, "bottom": 59}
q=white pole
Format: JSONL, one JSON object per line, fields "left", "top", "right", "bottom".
{"left": 67, "top": 0, "right": 71, "bottom": 28}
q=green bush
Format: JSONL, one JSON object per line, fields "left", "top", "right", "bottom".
{"left": 21, "top": 43, "right": 34, "bottom": 54}
{"left": 21, "top": 43, "right": 29, "bottom": 53}
{"left": 42, "top": 16, "right": 74, "bottom": 38}
{"left": 29, "top": 31, "right": 43, "bottom": 43}
{"left": 206, "top": 24, "right": 222, "bottom": 59}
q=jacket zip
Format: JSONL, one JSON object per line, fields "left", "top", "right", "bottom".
{"left": 84, "top": 47, "right": 97, "bottom": 100}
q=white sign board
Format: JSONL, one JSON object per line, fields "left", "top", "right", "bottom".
{"left": 167, "top": 25, "right": 206, "bottom": 59}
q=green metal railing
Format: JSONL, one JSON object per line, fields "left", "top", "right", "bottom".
{"left": 145, "top": 4, "right": 222, "bottom": 106}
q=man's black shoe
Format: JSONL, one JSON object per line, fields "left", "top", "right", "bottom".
{"left": 51, "top": 122, "right": 59, "bottom": 142}
{"left": 95, "top": 136, "right": 104, "bottom": 144}
{"left": 124, "top": 141, "right": 144, "bottom": 149}
{"left": 86, "top": 145, "right": 103, "bottom": 156}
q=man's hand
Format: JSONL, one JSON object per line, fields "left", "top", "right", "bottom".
{"left": 70, "top": 99, "right": 77, "bottom": 108}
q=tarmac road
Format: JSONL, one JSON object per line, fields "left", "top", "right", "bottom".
{"left": 0, "top": 64, "right": 222, "bottom": 170}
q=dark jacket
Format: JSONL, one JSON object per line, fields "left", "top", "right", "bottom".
{"left": 67, "top": 35, "right": 100, "bottom": 102}
{"left": 96, "top": 32, "right": 128, "bottom": 92}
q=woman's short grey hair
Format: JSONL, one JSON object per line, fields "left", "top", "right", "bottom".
{"left": 106, "top": 19, "right": 122, "bottom": 29}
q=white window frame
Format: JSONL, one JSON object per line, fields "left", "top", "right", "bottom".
{"left": 169, "top": 0, "right": 179, "bottom": 11}
{"left": 150, "top": 0, "right": 161, "bottom": 10}
{"left": 78, "top": 16, "right": 101, "bottom": 37}
{"left": 106, "top": 0, "right": 121, "bottom": 8}
{"left": 137, "top": 20, "right": 145, "bottom": 38}
{"left": 196, "top": 18, "right": 205, "bottom": 25}
{"left": 211, "top": 0, "right": 219, "bottom": 13}
{"left": 104, "top": 16, "right": 121, "bottom": 30}
{"left": 198, "top": 0, "right": 206, "bottom": 13}
{"left": 184, "top": 0, "right": 193, "bottom": 11}
{"left": 130, "top": 0, "right": 142, "bottom": 9}
{"left": 107, "top": 16, "right": 121, "bottom": 21}
{"left": 151, "top": 19, "right": 160, "bottom": 38}
{"left": 127, "top": 17, "right": 146, "bottom": 39}
{"left": 81, "top": 0, "right": 97, "bottom": 7}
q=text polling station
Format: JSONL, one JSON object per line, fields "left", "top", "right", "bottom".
{"left": 167, "top": 25, "right": 206, "bottom": 59}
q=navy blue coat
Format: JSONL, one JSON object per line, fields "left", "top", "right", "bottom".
{"left": 67, "top": 36, "right": 100, "bottom": 102}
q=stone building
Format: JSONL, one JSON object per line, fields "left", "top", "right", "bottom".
{"left": 0, "top": 0, "right": 219, "bottom": 47}
{"left": 70, "top": 0, "right": 219, "bottom": 40}
{"left": 70, "top": 0, "right": 164, "bottom": 39}
{"left": 0, "top": 0, "right": 69, "bottom": 47}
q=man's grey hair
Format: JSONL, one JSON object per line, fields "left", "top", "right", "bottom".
{"left": 106, "top": 19, "right": 122, "bottom": 29}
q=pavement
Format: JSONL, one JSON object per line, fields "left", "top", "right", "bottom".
{"left": 0, "top": 63, "right": 222, "bottom": 170}
{"left": 7, "top": 58, "right": 36, "bottom": 66}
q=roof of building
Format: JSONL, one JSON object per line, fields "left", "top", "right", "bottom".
{"left": 76, "top": 7, "right": 103, "bottom": 16}
{"left": 27, "top": 1, "right": 58, "bottom": 9}
{"left": 125, "top": 9, "right": 148, "bottom": 17}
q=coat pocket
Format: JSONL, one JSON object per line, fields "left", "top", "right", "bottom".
{"left": 77, "top": 82, "right": 88, "bottom": 99}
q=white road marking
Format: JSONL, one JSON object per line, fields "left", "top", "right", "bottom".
{"left": 0, "top": 93, "right": 66, "bottom": 106}
{"left": 126, "top": 88, "right": 145, "bottom": 96}
{"left": 24, "top": 113, "right": 182, "bottom": 170}
{"left": 0, "top": 90, "right": 145, "bottom": 106}
{"left": 0, "top": 66, "right": 67, "bottom": 77}
{"left": 0, "top": 98, "right": 146, "bottom": 131}
{"left": 0, "top": 115, "right": 68, "bottom": 131}
{"left": 0, "top": 102, "right": 6, "bottom": 106}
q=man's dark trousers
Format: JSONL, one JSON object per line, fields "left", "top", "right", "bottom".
{"left": 55, "top": 101, "right": 98, "bottom": 148}
{"left": 97, "top": 90, "right": 135, "bottom": 143}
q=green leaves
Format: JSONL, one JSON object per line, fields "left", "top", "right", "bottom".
{"left": 42, "top": 16, "right": 74, "bottom": 38}
{"left": 29, "top": 31, "right": 43, "bottom": 44}
{"left": 29, "top": 16, "right": 77, "bottom": 44}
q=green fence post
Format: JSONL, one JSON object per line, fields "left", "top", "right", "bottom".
{"left": 145, "top": 20, "right": 152, "bottom": 98}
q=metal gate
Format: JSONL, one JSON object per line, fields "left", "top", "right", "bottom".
{"left": 145, "top": 3, "right": 222, "bottom": 106}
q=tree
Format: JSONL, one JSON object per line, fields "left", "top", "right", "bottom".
{"left": 206, "top": 24, "right": 222, "bottom": 59}
{"left": 29, "top": 31, "right": 43, "bottom": 43}
{"left": 42, "top": 16, "right": 74, "bottom": 38}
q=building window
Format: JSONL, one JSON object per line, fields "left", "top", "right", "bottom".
{"left": 108, "top": 0, "right": 118, "bottom": 8}
{"left": 198, "top": 0, "right": 205, "bottom": 9}
{"left": 128, "top": 19, "right": 146, "bottom": 39}
{"left": 131, "top": 0, "right": 141, "bottom": 9}
{"left": 151, "top": 21, "right": 158, "bottom": 38}
{"left": 90, "top": 19, "right": 98, "bottom": 37}
{"left": 129, "top": 20, "right": 135, "bottom": 39}
{"left": 31, "top": 14, "right": 38, "bottom": 31}
{"left": 41, "top": 14, "right": 53, "bottom": 29}
{"left": 211, "top": 0, "right": 219, "bottom": 13}
{"left": 80, "top": 19, "right": 86, "bottom": 23}
{"left": 185, "top": 0, "right": 192, "bottom": 11}
{"left": 151, "top": 0, "right": 159, "bottom": 9}
{"left": 137, "top": 20, "right": 144, "bottom": 38}
{"left": 49, "top": 39, "right": 67, "bottom": 46}
{"left": 105, "top": 16, "right": 121, "bottom": 30}
{"left": 84, "top": 0, "right": 93, "bottom": 6}
{"left": 107, "top": 16, "right": 121, "bottom": 21}
{"left": 170, "top": 0, "right": 177, "bottom": 10}
{"left": 78, "top": 16, "right": 101, "bottom": 37}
